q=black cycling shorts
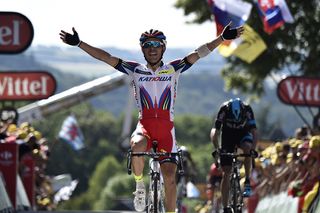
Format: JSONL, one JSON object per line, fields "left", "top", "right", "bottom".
{"left": 220, "top": 128, "right": 253, "bottom": 166}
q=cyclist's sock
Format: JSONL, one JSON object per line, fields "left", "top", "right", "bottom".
{"left": 134, "top": 174, "right": 143, "bottom": 182}
{"left": 245, "top": 177, "right": 250, "bottom": 184}
{"left": 135, "top": 176, "right": 145, "bottom": 190}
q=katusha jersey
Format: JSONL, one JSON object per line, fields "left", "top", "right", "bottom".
{"left": 115, "top": 57, "right": 192, "bottom": 121}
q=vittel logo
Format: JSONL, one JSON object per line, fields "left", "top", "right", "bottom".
{"left": 0, "top": 71, "right": 56, "bottom": 100}
{"left": 277, "top": 76, "right": 320, "bottom": 107}
{"left": 0, "top": 151, "right": 13, "bottom": 161}
{"left": 0, "top": 12, "right": 34, "bottom": 54}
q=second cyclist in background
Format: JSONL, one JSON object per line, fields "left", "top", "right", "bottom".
{"left": 210, "top": 98, "right": 258, "bottom": 213}
{"left": 177, "top": 146, "right": 197, "bottom": 186}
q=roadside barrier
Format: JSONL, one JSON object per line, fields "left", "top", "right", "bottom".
{"left": 0, "top": 143, "right": 33, "bottom": 212}
{"left": 0, "top": 172, "right": 14, "bottom": 213}
{"left": 16, "top": 175, "right": 31, "bottom": 211}
{"left": 255, "top": 191, "right": 299, "bottom": 213}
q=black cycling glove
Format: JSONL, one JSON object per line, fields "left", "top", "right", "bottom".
{"left": 250, "top": 149, "right": 259, "bottom": 158}
{"left": 211, "top": 148, "right": 221, "bottom": 159}
{"left": 221, "top": 23, "right": 238, "bottom": 40}
{"left": 65, "top": 28, "right": 81, "bottom": 46}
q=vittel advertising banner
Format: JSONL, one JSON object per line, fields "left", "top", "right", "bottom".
{"left": 20, "top": 154, "right": 35, "bottom": 207}
{"left": 0, "top": 12, "right": 34, "bottom": 54}
{"left": 0, "top": 143, "right": 18, "bottom": 209}
{"left": 277, "top": 76, "right": 320, "bottom": 107}
{"left": 0, "top": 71, "right": 56, "bottom": 100}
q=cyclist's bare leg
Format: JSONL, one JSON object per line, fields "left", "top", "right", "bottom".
{"left": 240, "top": 142, "right": 252, "bottom": 179}
{"left": 161, "top": 162, "right": 177, "bottom": 212}
{"left": 131, "top": 135, "right": 148, "bottom": 178}
{"left": 221, "top": 166, "right": 232, "bottom": 208}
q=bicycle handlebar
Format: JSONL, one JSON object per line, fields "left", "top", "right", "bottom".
{"left": 131, "top": 151, "right": 180, "bottom": 157}
{"left": 126, "top": 149, "right": 184, "bottom": 175}
{"left": 219, "top": 152, "right": 258, "bottom": 158}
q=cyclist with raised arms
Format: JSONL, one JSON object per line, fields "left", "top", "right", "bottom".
{"left": 60, "top": 24, "right": 244, "bottom": 213}
{"left": 210, "top": 98, "right": 258, "bottom": 213}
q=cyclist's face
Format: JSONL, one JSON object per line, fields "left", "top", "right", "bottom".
{"left": 142, "top": 38, "right": 165, "bottom": 64}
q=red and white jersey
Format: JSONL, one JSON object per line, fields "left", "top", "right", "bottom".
{"left": 115, "top": 57, "right": 193, "bottom": 121}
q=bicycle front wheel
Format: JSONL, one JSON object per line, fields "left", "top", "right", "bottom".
{"left": 146, "top": 179, "right": 157, "bottom": 213}
{"left": 229, "top": 176, "right": 243, "bottom": 213}
{"left": 147, "top": 178, "right": 165, "bottom": 213}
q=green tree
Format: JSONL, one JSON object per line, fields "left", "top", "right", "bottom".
{"left": 174, "top": 0, "right": 320, "bottom": 95}
{"left": 89, "top": 156, "right": 123, "bottom": 208}
{"left": 59, "top": 156, "right": 124, "bottom": 210}
{"left": 175, "top": 114, "right": 212, "bottom": 146}
{"left": 33, "top": 103, "right": 123, "bottom": 194}
{"left": 94, "top": 174, "right": 135, "bottom": 210}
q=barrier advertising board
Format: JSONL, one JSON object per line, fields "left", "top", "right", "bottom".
{"left": 0, "top": 71, "right": 56, "bottom": 100}
{"left": 0, "top": 12, "right": 34, "bottom": 54}
{"left": 277, "top": 76, "right": 320, "bottom": 107}
{"left": 0, "top": 143, "right": 18, "bottom": 209}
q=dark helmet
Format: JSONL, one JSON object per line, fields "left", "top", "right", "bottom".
{"left": 139, "top": 29, "right": 167, "bottom": 46}
{"left": 228, "top": 98, "right": 244, "bottom": 121}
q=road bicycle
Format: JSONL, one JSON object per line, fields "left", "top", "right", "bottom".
{"left": 176, "top": 174, "right": 187, "bottom": 213}
{"left": 218, "top": 150, "right": 258, "bottom": 213}
{"left": 127, "top": 140, "right": 184, "bottom": 213}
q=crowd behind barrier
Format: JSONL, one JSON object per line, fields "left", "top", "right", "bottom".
{"left": 197, "top": 126, "right": 320, "bottom": 213}
{"left": 0, "top": 120, "right": 55, "bottom": 211}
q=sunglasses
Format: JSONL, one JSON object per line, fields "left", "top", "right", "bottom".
{"left": 142, "top": 41, "right": 163, "bottom": 48}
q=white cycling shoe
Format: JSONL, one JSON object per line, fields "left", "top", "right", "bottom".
{"left": 133, "top": 188, "right": 146, "bottom": 212}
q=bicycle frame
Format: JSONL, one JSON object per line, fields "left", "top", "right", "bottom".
{"left": 176, "top": 175, "right": 186, "bottom": 213}
{"left": 230, "top": 154, "right": 243, "bottom": 213}
{"left": 219, "top": 151, "right": 257, "bottom": 213}
{"left": 127, "top": 140, "right": 184, "bottom": 213}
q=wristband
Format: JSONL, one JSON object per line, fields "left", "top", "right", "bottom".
{"left": 196, "top": 43, "right": 211, "bottom": 58}
{"left": 77, "top": 40, "right": 82, "bottom": 47}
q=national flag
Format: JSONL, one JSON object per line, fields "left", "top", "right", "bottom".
{"left": 53, "top": 179, "right": 78, "bottom": 204}
{"left": 208, "top": 0, "right": 253, "bottom": 36}
{"left": 58, "top": 115, "right": 84, "bottom": 150}
{"left": 218, "top": 24, "right": 267, "bottom": 63}
{"left": 255, "top": 0, "right": 294, "bottom": 34}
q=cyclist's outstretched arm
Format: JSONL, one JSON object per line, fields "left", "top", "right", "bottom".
{"left": 186, "top": 22, "right": 244, "bottom": 64}
{"left": 60, "top": 27, "right": 119, "bottom": 67}
{"left": 79, "top": 41, "right": 119, "bottom": 67}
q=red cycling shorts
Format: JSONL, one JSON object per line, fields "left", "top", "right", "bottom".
{"left": 132, "top": 118, "right": 177, "bottom": 154}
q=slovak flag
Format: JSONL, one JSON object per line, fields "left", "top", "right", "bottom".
{"left": 59, "top": 115, "right": 84, "bottom": 150}
{"left": 255, "top": 0, "right": 294, "bottom": 34}
{"left": 208, "top": 0, "right": 252, "bottom": 36}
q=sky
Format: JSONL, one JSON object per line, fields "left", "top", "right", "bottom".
{"left": 2, "top": 0, "right": 217, "bottom": 50}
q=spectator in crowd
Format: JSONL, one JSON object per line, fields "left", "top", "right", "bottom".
{"left": 312, "top": 108, "right": 320, "bottom": 134}
{"left": 206, "top": 162, "right": 222, "bottom": 213}
{"left": 295, "top": 125, "right": 311, "bottom": 140}
{"left": 177, "top": 145, "right": 197, "bottom": 184}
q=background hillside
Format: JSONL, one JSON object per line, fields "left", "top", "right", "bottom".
{"left": 1, "top": 45, "right": 312, "bottom": 138}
